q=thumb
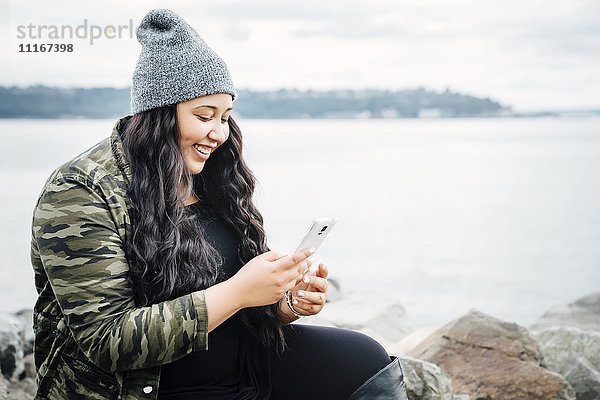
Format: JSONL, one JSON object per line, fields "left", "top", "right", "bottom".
{"left": 259, "top": 250, "right": 288, "bottom": 262}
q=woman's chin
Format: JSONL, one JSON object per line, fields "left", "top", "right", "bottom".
{"left": 188, "top": 162, "right": 206, "bottom": 175}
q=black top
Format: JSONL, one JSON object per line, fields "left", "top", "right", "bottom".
{"left": 157, "top": 201, "right": 270, "bottom": 399}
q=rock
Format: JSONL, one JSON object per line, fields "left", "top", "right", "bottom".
{"left": 408, "top": 309, "right": 575, "bottom": 400}
{"left": 0, "top": 373, "right": 33, "bottom": 400}
{"left": 388, "top": 326, "right": 440, "bottom": 355}
{"left": 12, "top": 310, "right": 34, "bottom": 356}
{"left": 564, "top": 358, "right": 600, "bottom": 400}
{"left": 532, "top": 327, "right": 600, "bottom": 400}
{"left": 0, "top": 373, "right": 7, "bottom": 400}
{"left": 15, "top": 378, "right": 36, "bottom": 398}
{"left": 22, "top": 354, "right": 35, "bottom": 380}
{"left": 0, "top": 314, "right": 25, "bottom": 381}
{"left": 397, "top": 355, "right": 454, "bottom": 400}
{"left": 296, "top": 294, "right": 413, "bottom": 348}
{"left": 325, "top": 278, "right": 341, "bottom": 303}
{"left": 531, "top": 292, "right": 600, "bottom": 332}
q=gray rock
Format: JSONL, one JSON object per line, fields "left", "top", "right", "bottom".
{"left": 564, "top": 358, "right": 600, "bottom": 400}
{"left": 325, "top": 278, "right": 341, "bottom": 303}
{"left": 22, "top": 354, "right": 35, "bottom": 380}
{"left": 532, "top": 327, "right": 600, "bottom": 400}
{"left": 12, "top": 310, "right": 34, "bottom": 357}
{"left": 0, "top": 373, "right": 7, "bottom": 400}
{"left": 531, "top": 292, "right": 600, "bottom": 332}
{"left": 0, "top": 373, "right": 33, "bottom": 400}
{"left": 0, "top": 314, "right": 25, "bottom": 381}
{"left": 15, "top": 378, "right": 36, "bottom": 398}
{"left": 388, "top": 326, "right": 440, "bottom": 355}
{"left": 296, "top": 294, "right": 413, "bottom": 348}
{"left": 397, "top": 355, "right": 454, "bottom": 400}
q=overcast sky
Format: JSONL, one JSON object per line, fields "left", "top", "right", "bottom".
{"left": 2, "top": 0, "right": 599, "bottom": 112}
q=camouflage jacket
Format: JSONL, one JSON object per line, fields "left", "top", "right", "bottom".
{"left": 30, "top": 115, "right": 209, "bottom": 399}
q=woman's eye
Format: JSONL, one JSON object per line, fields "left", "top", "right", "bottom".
{"left": 196, "top": 115, "right": 229, "bottom": 123}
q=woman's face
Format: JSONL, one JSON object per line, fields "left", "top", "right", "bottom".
{"left": 176, "top": 93, "right": 233, "bottom": 174}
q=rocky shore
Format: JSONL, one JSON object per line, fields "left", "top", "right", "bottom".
{"left": 302, "top": 289, "right": 600, "bottom": 400}
{"left": 2, "top": 288, "right": 599, "bottom": 399}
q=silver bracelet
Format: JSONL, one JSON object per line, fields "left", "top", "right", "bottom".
{"left": 284, "top": 290, "right": 304, "bottom": 318}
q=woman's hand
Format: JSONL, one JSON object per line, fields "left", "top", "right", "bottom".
{"left": 278, "top": 262, "right": 328, "bottom": 322}
{"left": 230, "top": 248, "right": 315, "bottom": 309}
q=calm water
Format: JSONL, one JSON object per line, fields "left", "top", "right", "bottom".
{"left": 1, "top": 117, "right": 599, "bottom": 328}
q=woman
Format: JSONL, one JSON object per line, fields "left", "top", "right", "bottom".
{"left": 30, "top": 8, "right": 408, "bottom": 400}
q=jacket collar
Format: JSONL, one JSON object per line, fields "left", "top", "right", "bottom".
{"left": 110, "top": 115, "right": 133, "bottom": 184}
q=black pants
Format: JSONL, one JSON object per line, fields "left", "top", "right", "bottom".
{"left": 270, "top": 324, "right": 392, "bottom": 400}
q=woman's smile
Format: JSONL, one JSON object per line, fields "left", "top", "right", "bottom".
{"left": 176, "top": 93, "right": 233, "bottom": 174}
{"left": 193, "top": 143, "right": 215, "bottom": 160}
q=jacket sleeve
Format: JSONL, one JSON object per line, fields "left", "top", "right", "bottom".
{"left": 32, "top": 174, "right": 209, "bottom": 373}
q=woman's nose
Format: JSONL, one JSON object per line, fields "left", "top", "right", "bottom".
{"left": 208, "top": 122, "right": 228, "bottom": 143}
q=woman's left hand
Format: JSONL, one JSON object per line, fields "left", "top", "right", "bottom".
{"left": 283, "top": 263, "right": 328, "bottom": 319}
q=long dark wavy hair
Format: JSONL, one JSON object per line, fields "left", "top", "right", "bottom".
{"left": 119, "top": 103, "right": 285, "bottom": 351}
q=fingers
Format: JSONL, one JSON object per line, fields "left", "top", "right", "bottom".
{"left": 260, "top": 250, "right": 288, "bottom": 262}
{"left": 273, "top": 251, "right": 289, "bottom": 261}
{"left": 316, "top": 263, "right": 328, "bottom": 279}
{"left": 287, "top": 263, "right": 329, "bottom": 316}
{"left": 294, "top": 273, "right": 305, "bottom": 286}
{"left": 274, "top": 247, "right": 315, "bottom": 272}
{"left": 293, "top": 290, "right": 326, "bottom": 306}
{"left": 301, "top": 275, "right": 327, "bottom": 293}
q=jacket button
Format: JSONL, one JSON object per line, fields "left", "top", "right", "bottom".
{"left": 143, "top": 386, "right": 153, "bottom": 394}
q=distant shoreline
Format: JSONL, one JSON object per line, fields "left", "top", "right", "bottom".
{"left": 1, "top": 85, "right": 516, "bottom": 119}
{"left": 3, "top": 85, "right": 598, "bottom": 120}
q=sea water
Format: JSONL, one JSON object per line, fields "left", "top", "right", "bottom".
{"left": 2, "top": 116, "right": 599, "bottom": 328}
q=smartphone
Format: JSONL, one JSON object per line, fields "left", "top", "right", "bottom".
{"left": 293, "top": 216, "right": 338, "bottom": 253}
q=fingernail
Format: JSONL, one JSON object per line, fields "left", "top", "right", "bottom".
{"left": 303, "top": 276, "right": 310, "bottom": 283}
{"left": 309, "top": 247, "right": 316, "bottom": 253}
{"left": 293, "top": 299, "right": 298, "bottom": 305}
{"left": 298, "top": 291, "right": 305, "bottom": 298}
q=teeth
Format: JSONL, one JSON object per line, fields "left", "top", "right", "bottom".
{"left": 194, "top": 144, "right": 211, "bottom": 155}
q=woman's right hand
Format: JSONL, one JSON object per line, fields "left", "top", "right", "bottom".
{"left": 231, "top": 248, "right": 315, "bottom": 308}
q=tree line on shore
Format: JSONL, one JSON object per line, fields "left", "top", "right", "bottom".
{"left": 0, "top": 85, "right": 511, "bottom": 119}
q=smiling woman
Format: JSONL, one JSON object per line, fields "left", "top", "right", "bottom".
{"left": 29, "top": 8, "right": 407, "bottom": 400}
{"left": 176, "top": 94, "right": 233, "bottom": 177}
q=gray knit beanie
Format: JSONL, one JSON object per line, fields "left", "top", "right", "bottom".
{"left": 130, "top": 8, "right": 237, "bottom": 114}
